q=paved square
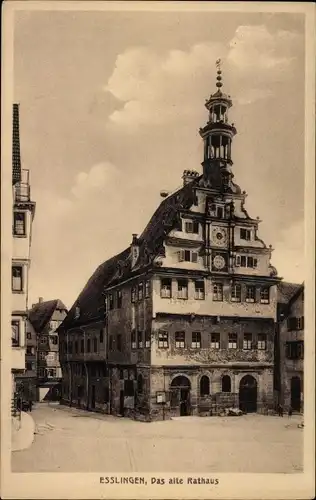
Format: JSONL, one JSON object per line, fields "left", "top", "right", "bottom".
{"left": 12, "top": 403, "right": 303, "bottom": 473}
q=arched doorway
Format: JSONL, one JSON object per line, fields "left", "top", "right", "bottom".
{"left": 291, "top": 377, "right": 301, "bottom": 411}
{"left": 170, "top": 375, "right": 191, "bottom": 416}
{"left": 239, "top": 375, "right": 257, "bottom": 413}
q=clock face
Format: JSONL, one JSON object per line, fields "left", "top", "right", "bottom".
{"left": 212, "top": 227, "right": 227, "bottom": 246}
{"left": 213, "top": 255, "right": 226, "bottom": 270}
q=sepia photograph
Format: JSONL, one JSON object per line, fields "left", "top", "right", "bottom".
{"left": 1, "top": 1, "right": 315, "bottom": 499}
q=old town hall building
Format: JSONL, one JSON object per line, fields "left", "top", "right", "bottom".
{"left": 59, "top": 64, "right": 281, "bottom": 421}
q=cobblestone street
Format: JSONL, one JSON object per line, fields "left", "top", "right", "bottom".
{"left": 12, "top": 403, "right": 303, "bottom": 473}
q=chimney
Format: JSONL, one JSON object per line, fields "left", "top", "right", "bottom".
{"left": 131, "top": 234, "right": 139, "bottom": 268}
{"left": 39, "top": 297, "right": 44, "bottom": 303}
{"left": 182, "top": 170, "right": 199, "bottom": 186}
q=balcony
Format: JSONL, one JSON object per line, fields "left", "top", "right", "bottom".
{"left": 14, "top": 170, "right": 31, "bottom": 202}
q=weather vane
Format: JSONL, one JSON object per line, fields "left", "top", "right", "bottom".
{"left": 216, "top": 58, "right": 222, "bottom": 70}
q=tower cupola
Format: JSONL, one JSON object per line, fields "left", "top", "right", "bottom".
{"left": 199, "top": 59, "right": 237, "bottom": 189}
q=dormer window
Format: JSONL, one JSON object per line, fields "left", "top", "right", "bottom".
{"left": 240, "top": 228, "right": 251, "bottom": 241}
{"left": 178, "top": 249, "right": 198, "bottom": 263}
{"left": 74, "top": 306, "right": 80, "bottom": 320}
{"left": 184, "top": 220, "right": 199, "bottom": 234}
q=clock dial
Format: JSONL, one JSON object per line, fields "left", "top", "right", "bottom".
{"left": 213, "top": 255, "right": 226, "bottom": 270}
{"left": 212, "top": 227, "right": 228, "bottom": 246}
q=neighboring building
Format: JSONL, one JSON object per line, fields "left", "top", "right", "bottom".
{"left": 59, "top": 63, "right": 281, "bottom": 421}
{"left": 17, "top": 320, "right": 38, "bottom": 402}
{"left": 11, "top": 103, "right": 36, "bottom": 410}
{"left": 276, "top": 282, "right": 304, "bottom": 413}
{"left": 28, "top": 298, "right": 68, "bottom": 401}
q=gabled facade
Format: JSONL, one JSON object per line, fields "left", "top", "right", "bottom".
{"left": 276, "top": 283, "right": 304, "bottom": 412}
{"left": 11, "top": 103, "right": 36, "bottom": 406}
{"left": 59, "top": 63, "right": 281, "bottom": 420}
{"left": 26, "top": 298, "right": 68, "bottom": 401}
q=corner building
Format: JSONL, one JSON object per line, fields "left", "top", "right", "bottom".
{"left": 60, "top": 66, "right": 281, "bottom": 420}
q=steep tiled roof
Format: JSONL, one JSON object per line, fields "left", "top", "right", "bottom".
{"left": 61, "top": 247, "right": 130, "bottom": 329}
{"left": 277, "top": 282, "right": 302, "bottom": 304}
{"left": 12, "top": 103, "right": 22, "bottom": 185}
{"left": 28, "top": 299, "right": 67, "bottom": 333}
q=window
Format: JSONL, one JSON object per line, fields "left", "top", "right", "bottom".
{"left": 26, "top": 332, "right": 32, "bottom": 340}
{"left": 236, "top": 255, "right": 258, "bottom": 268}
{"left": 246, "top": 286, "right": 256, "bottom": 303}
{"left": 177, "top": 279, "right": 188, "bottom": 299}
{"left": 138, "top": 282, "right": 144, "bottom": 301}
{"left": 13, "top": 212, "right": 26, "bottom": 236}
{"left": 216, "top": 206, "right": 224, "bottom": 219}
{"left": 145, "top": 280, "right": 150, "bottom": 298}
{"left": 100, "top": 329, "right": 104, "bottom": 343}
{"left": 286, "top": 341, "right": 304, "bottom": 360}
{"left": 68, "top": 342, "right": 73, "bottom": 354}
{"left": 243, "top": 333, "right": 252, "bottom": 350}
{"left": 184, "top": 221, "right": 199, "bottom": 234}
{"left": 178, "top": 250, "right": 198, "bottom": 263}
{"left": 11, "top": 320, "right": 20, "bottom": 346}
{"left": 50, "top": 335, "right": 58, "bottom": 345}
{"left": 194, "top": 280, "right": 205, "bottom": 300}
{"left": 158, "top": 331, "right": 168, "bottom": 348}
{"left": 137, "top": 374, "right": 143, "bottom": 393}
{"left": 109, "top": 294, "right": 114, "bottom": 310}
{"left": 257, "top": 334, "right": 267, "bottom": 350}
{"left": 40, "top": 336, "right": 47, "bottom": 344}
{"left": 74, "top": 306, "right": 80, "bottom": 319}
{"left": 117, "top": 335, "right": 122, "bottom": 351}
{"left": 80, "top": 339, "right": 84, "bottom": 353}
{"left": 38, "top": 368, "right": 45, "bottom": 377}
{"left": 87, "top": 338, "right": 91, "bottom": 353}
{"left": 117, "top": 290, "right": 122, "bottom": 308}
{"left": 74, "top": 341, "right": 78, "bottom": 353}
{"left": 175, "top": 331, "right": 185, "bottom": 348}
{"left": 26, "top": 362, "right": 35, "bottom": 371}
{"left": 240, "top": 228, "right": 251, "bottom": 240}
{"left": 210, "top": 333, "right": 220, "bottom": 349}
{"left": 93, "top": 338, "right": 98, "bottom": 352}
{"left": 161, "top": 278, "right": 172, "bottom": 298}
{"left": 47, "top": 368, "right": 56, "bottom": 377}
{"left": 222, "top": 375, "right": 231, "bottom": 392}
{"left": 260, "top": 287, "right": 270, "bottom": 304}
{"left": 26, "top": 346, "right": 35, "bottom": 355}
{"left": 297, "top": 316, "right": 304, "bottom": 330}
{"left": 137, "top": 331, "right": 143, "bottom": 349}
{"left": 191, "top": 331, "right": 201, "bottom": 349}
{"left": 109, "top": 335, "right": 114, "bottom": 350}
{"left": 213, "top": 283, "right": 223, "bottom": 301}
{"left": 208, "top": 203, "right": 217, "bottom": 217}
{"left": 131, "top": 330, "right": 137, "bottom": 349}
{"left": 231, "top": 284, "right": 241, "bottom": 302}
{"left": 200, "top": 375, "right": 210, "bottom": 396}
{"left": 228, "top": 333, "right": 237, "bottom": 349}
{"left": 287, "top": 317, "right": 304, "bottom": 331}
{"left": 39, "top": 351, "right": 46, "bottom": 360}
{"left": 145, "top": 330, "right": 151, "bottom": 348}
{"left": 131, "top": 286, "right": 136, "bottom": 303}
{"left": 12, "top": 266, "right": 23, "bottom": 292}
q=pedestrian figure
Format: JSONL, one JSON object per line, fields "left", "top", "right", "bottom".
{"left": 288, "top": 405, "right": 293, "bottom": 418}
{"left": 29, "top": 400, "right": 33, "bottom": 412}
{"left": 279, "top": 404, "right": 284, "bottom": 417}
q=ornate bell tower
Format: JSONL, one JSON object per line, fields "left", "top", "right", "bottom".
{"left": 199, "top": 59, "right": 237, "bottom": 190}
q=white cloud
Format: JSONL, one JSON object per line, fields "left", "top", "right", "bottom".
{"left": 105, "top": 25, "right": 302, "bottom": 130}
{"left": 71, "top": 162, "right": 120, "bottom": 199}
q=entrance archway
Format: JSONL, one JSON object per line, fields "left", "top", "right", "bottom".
{"left": 239, "top": 375, "right": 257, "bottom": 413}
{"left": 170, "top": 375, "right": 191, "bottom": 416}
{"left": 291, "top": 377, "right": 301, "bottom": 411}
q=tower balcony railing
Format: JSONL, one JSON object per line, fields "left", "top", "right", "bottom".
{"left": 14, "top": 169, "right": 31, "bottom": 202}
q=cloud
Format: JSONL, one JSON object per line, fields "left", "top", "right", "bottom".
{"left": 71, "top": 161, "right": 120, "bottom": 199}
{"left": 105, "top": 25, "right": 302, "bottom": 130}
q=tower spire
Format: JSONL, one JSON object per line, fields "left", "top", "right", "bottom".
{"left": 199, "top": 60, "right": 237, "bottom": 190}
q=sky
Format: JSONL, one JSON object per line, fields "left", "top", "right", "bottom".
{"left": 13, "top": 8, "right": 305, "bottom": 310}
